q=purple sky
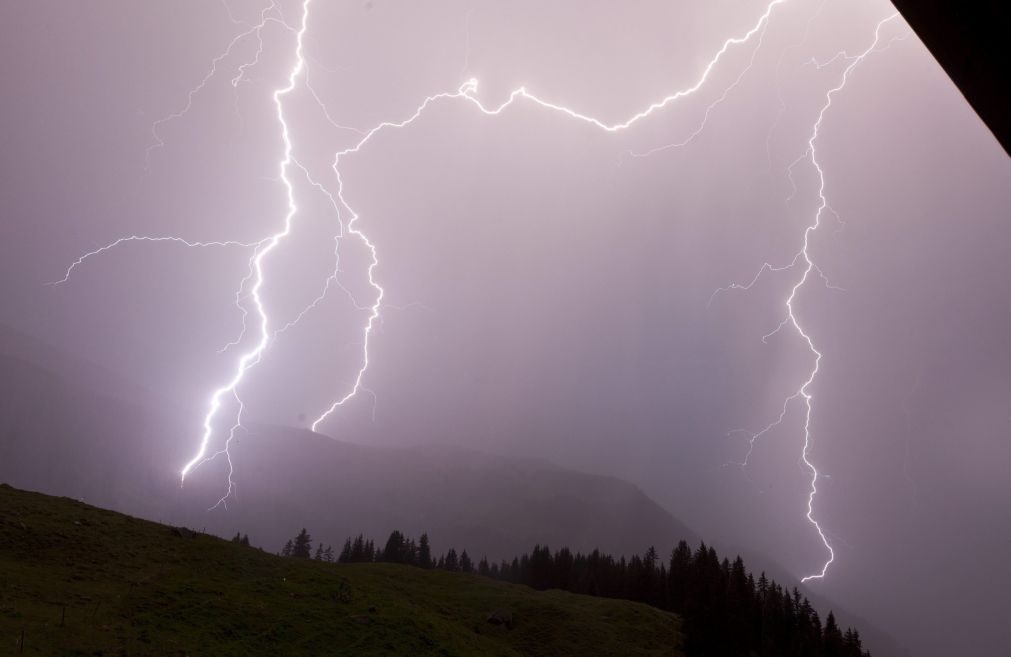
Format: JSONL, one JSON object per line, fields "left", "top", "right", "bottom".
{"left": 1, "top": 1, "right": 1009, "bottom": 655}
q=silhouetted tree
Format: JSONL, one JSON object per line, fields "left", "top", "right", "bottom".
{"left": 313, "top": 527, "right": 873, "bottom": 657}
{"left": 824, "top": 612, "right": 844, "bottom": 657}
{"left": 291, "top": 528, "right": 312, "bottom": 559}
{"left": 365, "top": 539, "right": 376, "bottom": 562}
{"left": 418, "top": 533, "right": 433, "bottom": 569}
{"left": 444, "top": 548, "right": 459, "bottom": 572}
{"left": 381, "top": 530, "right": 405, "bottom": 563}
{"left": 338, "top": 538, "right": 352, "bottom": 563}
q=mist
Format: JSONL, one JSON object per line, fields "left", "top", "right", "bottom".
{"left": 1, "top": 2, "right": 1008, "bottom": 656}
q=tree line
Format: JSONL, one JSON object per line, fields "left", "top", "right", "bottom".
{"left": 269, "top": 527, "right": 870, "bottom": 657}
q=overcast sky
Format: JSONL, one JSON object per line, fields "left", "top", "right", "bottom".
{"left": 1, "top": 1, "right": 1008, "bottom": 655}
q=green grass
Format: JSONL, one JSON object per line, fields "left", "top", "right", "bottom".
{"left": 0, "top": 485, "right": 681, "bottom": 656}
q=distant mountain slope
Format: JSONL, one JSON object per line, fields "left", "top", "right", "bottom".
{"left": 0, "top": 484, "right": 682, "bottom": 657}
{"left": 0, "top": 330, "right": 907, "bottom": 657}
{"left": 0, "top": 323, "right": 151, "bottom": 406}
{"left": 178, "top": 426, "right": 701, "bottom": 561}
{"left": 0, "top": 348, "right": 697, "bottom": 562}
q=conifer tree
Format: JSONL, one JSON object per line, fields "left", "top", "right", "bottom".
{"left": 382, "top": 530, "right": 406, "bottom": 563}
{"left": 351, "top": 535, "right": 366, "bottom": 562}
{"left": 292, "top": 528, "right": 312, "bottom": 559}
{"left": 824, "top": 611, "right": 844, "bottom": 657}
{"left": 339, "top": 537, "right": 352, "bottom": 563}
{"left": 418, "top": 533, "right": 433, "bottom": 569}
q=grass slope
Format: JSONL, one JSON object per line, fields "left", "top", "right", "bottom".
{"left": 0, "top": 485, "right": 681, "bottom": 656}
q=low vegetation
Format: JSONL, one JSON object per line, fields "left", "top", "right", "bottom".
{"left": 289, "top": 528, "right": 872, "bottom": 657}
{"left": 0, "top": 484, "right": 679, "bottom": 656}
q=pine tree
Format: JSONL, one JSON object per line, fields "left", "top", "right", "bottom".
{"left": 418, "top": 533, "right": 433, "bottom": 569}
{"left": 305, "top": 528, "right": 876, "bottom": 657}
{"left": 350, "top": 535, "right": 365, "bottom": 562}
{"left": 382, "top": 530, "right": 406, "bottom": 563}
{"left": 281, "top": 539, "right": 293, "bottom": 557}
{"left": 292, "top": 528, "right": 312, "bottom": 559}
{"left": 339, "top": 537, "right": 352, "bottom": 563}
{"left": 824, "top": 611, "right": 845, "bottom": 657}
{"left": 323, "top": 545, "right": 335, "bottom": 563}
{"left": 314, "top": 544, "right": 324, "bottom": 561}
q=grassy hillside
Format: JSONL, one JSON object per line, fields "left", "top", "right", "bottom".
{"left": 0, "top": 484, "right": 681, "bottom": 656}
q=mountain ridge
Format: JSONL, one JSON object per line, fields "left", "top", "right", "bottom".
{"left": 0, "top": 327, "right": 909, "bottom": 657}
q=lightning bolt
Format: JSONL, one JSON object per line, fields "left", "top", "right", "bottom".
{"left": 57, "top": 0, "right": 792, "bottom": 525}
{"left": 144, "top": 1, "right": 292, "bottom": 174}
{"left": 713, "top": 13, "right": 903, "bottom": 582}
{"left": 311, "top": 0, "right": 789, "bottom": 431}
{"left": 48, "top": 235, "right": 261, "bottom": 286}
{"left": 57, "top": 0, "right": 908, "bottom": 583}
{"left": 180, "top": 0, "right": 312, "bottom": 486}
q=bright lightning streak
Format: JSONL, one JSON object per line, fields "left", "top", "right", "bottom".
{"left": 204, "top": 390, "right": 244, "bottom": 511}
{"left": 793, "top": 12, "right": 901, "bottom": 583}
{"left": 311, "top": 1, "right": 790, "bottom": 431}
{"left": 716, "top": 13, "right": 901, "bottom": 582}
{"left": 630, "top": 14, "right": 772, "bottom": 158}
{"left": 180, "top": 0, "right": 312, "bottom": 484}
{"left": 60, "top": 0, "right": 903, "bottom": 584}
{"left": 61, "top": 0, "right": 793, "bottom": 506}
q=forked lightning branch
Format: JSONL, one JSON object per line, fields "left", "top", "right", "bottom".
{"left": 55, "top": 0, "right": 906, "bottom": 582}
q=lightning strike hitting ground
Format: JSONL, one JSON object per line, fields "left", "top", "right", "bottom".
{"left": 56, "top": 0, "right": 906, "bottom": 582}
{"left": 180, "top": 0, "right": 313, "bottom": 487}
{"left": 713, "top": 13, "right": 902, "bottom": 581}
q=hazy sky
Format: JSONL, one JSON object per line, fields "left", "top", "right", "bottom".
{"left": 1, "top": 1, "right": 1008, "bottom": 656}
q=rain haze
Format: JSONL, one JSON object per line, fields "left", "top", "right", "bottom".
{"left": 0, "top": 1, "right": 1008, "bottom": 656}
